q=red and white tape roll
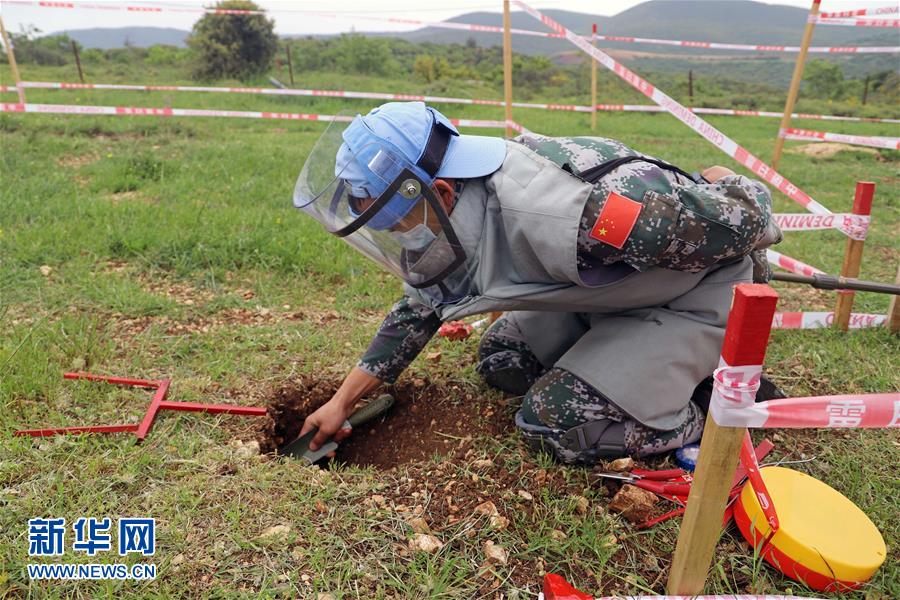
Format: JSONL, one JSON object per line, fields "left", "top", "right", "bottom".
{"left": 820, "top": 6, "right": 898, "bottom": 18}
{"left": 0, "top": 102, "right": 517, "bottom": 130}
{"left": 710, "top": 362, "right": 900, "bottom": 428}
{"left": 780, "top": 127, "right": 900, "bottom": 150}
{"left": 772, "top": 311, "right": 887, "bottom": 330}
{"left": 3, "top": 1, "right": 898, "bottom": 54}
{"left": 766, "top": 249, "right": 824, "bottom": 277}
{"left": 773, "top": 213, "right": 870, "bottom": 240}
{"left": 516, "top": 0, "right": 831, "bottom": 216}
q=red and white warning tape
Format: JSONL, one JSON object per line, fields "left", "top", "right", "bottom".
{"left": 780, "top": 127, "right": 900, "bottom": 150}
{"left": 5, "top": 81, "right": 899, "bottom": 124}
{"left": 773, "top": 213, "right": 870, "bottom": 240}
{"left": 0, "top": 102, "right": 517, "bottom": 130}
{"left": 710, "top": 362, "right": 899, "bottom": 428}
{"left": 772, "top": 311, "right": 887, "bottom": 330}
{"left": 515, "top": 1, "right": 831, "bottom": 217}
{"left": 820, "top": 6, "right": 898, "bottom": 18}
{"left": 813, "top": 15, "right": 899, "bottom": 27}
{"left": 766, "top": 249, "right": 824, "bottom": 277}
{"left": 3, "top": 1, "right": 898, "bottom": 54}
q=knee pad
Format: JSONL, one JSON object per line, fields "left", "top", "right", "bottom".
{"left": 515, "top": 409, "right": 626, "bottom": 465}
{"left": 477, "top": 351, "right": 540, "bottom": 396}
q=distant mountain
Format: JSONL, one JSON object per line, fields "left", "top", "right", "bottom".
{"left": 53, "top": 27, "right": 189, "bottom": 49}
{"left": 56, "top": 1, "right": 895, "bottom": 52}
{"left": 394, "top": 1, "right": 895, "bottom": 54}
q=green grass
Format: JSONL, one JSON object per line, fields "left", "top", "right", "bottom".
{"left": 1, "top": 62, "right": 898, "bottom": 598}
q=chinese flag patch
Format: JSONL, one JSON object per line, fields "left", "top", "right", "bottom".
{"left": 589, "top": 191, "right": 643, "bottom": 249}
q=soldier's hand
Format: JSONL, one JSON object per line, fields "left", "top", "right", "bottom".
{"left": 299, "top": 399, "right": 353, "bottom": 453}
{"left": 702, "top": 165, "right": 736, "bottom": 182}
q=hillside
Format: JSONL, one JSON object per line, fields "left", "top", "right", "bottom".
{"left": 58, "top": 27, "right": 189, "bottom": 49}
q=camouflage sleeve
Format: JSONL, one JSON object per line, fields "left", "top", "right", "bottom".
{"left": 715, "top": 174, "right": 783, "bottom": 249}
{"left": 356, "top": 295, "right": 442, "bottom": 383}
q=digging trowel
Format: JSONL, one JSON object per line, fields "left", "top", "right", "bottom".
{"left": 280, "top": 393, "right": 395, "bottom": 463}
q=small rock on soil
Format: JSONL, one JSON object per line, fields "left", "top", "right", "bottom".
{"left": 608, "top": 484, "right": 658, "bottom": 523}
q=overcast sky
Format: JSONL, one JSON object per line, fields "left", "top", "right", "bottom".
{"left": 3, "top": 0, "right": 897, "bottom": 37}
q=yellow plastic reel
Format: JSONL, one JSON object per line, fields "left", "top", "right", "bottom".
{"left": 736, "top": 466, "right": 886, "bottom": 589}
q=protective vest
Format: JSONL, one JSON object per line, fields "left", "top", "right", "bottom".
{"left": 405, "top": 140, "right": 754, "bottom": 428}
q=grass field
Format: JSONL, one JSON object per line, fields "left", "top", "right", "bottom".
{"left": 1, "top": 62, "right": 898, "bottom": 599}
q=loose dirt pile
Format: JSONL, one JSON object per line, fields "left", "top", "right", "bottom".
{"left": 790, "top": 142, "right": 878, "bottom": 158}
{"left": 256, "top": 375, "right": 514, "bottom": 469}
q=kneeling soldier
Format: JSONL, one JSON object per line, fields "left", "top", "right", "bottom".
{"left": 292, "top": 102, "right": 781, "bottom": 463}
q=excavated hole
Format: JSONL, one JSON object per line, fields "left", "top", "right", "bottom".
{"left": 256, "top": 375, "right": 514, "bottom": 469}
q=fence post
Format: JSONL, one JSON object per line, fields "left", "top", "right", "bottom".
{"left": 71, "top": 40, "right": 85, "bottom": 84}
{"left": 887, "top": 264, "right": 900, "bottom": 334}
{"left": 503, "top": 0, "right": 514, "bottom": 138}
{"left": 834, "top": 182, "right": 875, "bottom": 331}
{"left": 688, "top": 69, "right": 693, "bottom": 103}
{"left": 590, "top": 23, "right": 597, "bottom": 131}
{"left": 667, "top": 284, "right": 779, "bottom": 595}
{"left": 772, "top": 0, "right": 820, "bottom": 170}
{"left": 861, "top": 74, "right": 869, "bottom": 105}
{"left": 285, "top": 43, "right": 294, "bottom": 87}
{"left": 0, "top": 16, "right": 26, "bottom": 104}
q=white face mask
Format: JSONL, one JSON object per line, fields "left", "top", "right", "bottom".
{"left": 390, "top": 223, "right": 436, "bottom": 251}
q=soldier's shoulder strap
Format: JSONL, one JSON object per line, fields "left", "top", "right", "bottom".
{"left": 512, "top": 134, "right": 704, "bottom": 186}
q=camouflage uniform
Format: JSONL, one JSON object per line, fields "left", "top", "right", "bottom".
{"left": 358, "top": 134, "right": 780, "bottom": 462}
{"left": 515, "top": 134, "right": 781, "bottom": 276}
{"left": 357, "top": 296, "right": 442, "bottom": 383}
{"left": 479, "top": 315, "right": 705, "bottom": 462}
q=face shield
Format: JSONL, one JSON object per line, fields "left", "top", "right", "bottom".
{"left": 294, "top": 116, "right": 469, "bottom": 299}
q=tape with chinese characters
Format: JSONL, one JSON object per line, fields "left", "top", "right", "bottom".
{"left": 709, "top": 361, "right": 900, "bottom": 428}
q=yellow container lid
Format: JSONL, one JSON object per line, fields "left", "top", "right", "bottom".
{"left": 738, "top": 466, "right": 886, "bottom": 583}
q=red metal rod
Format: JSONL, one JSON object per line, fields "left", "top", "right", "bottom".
{"left": 157, "top": 401, "right": 267, "bottom": 416}
{"left": 135, "top": 379, "right": 170, "bottom": 441}
{"left": 14, "top": 424, "right": 139, "bottom": 437}
{"left": 64, "top": 372, "right": 160, "bottom": 389}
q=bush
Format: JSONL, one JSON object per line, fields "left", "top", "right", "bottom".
{"left": 187, "top": 0, "right": 277, "bottom": 80}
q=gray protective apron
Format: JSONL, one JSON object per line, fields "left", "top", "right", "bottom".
{"left": 406, "top": 142, "right": 752, "bottom": 429}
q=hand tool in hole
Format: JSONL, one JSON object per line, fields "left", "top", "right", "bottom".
{"left": 771, "top": 272, "right": 900, "bottom": 295}
{"left": 280, "top": 393, "right": 394, "bottom": 463}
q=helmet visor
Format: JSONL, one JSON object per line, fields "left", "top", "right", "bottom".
{"left": 294, "top": 120, "right": 467, "bottom": 290}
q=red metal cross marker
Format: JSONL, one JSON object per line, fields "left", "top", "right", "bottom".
{"left": 14, "top": 372, "right": 268, "bottom": 442}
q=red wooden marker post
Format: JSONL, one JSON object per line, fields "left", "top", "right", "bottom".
{"left": 667, "top": 284, "right": 779, "bottom": 595}
{"left": 834, "top": 181, "right": 875, "bottom": 331}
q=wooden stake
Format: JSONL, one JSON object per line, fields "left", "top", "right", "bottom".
{"left": 886, "top": 264, "right": 900, "bottom": 334}
{"left": 0, "top": 16, "right": 26, "bottom": 104}
{"left": 861, "top": 74, "right": 869, "bottom": 105}
{"left": 772, "top": 0, "right": 820, "bottom": 170}
{"left": 688, "top": 69, "right": 693, "bottom": 102}
{"left": 834, "top": 181, "right": 875, "bottom": 331}
{"left": 71, "top": 40, "right": 85, "bottom": 84}
{"left": 667, "top": 284, "right": 779, "bottom": 595}
{"left": 285, "top": 43, "right": 294, "bottom": 87}
{"left": 502, "top": 0, "right": 514, "bottom": 138}
{"left": 590, "top": 24, "right": 597, "bottom": 131}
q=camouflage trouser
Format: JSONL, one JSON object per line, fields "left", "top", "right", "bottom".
{"left": 477, "top": 315, "right": 705, "bottom": 464}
